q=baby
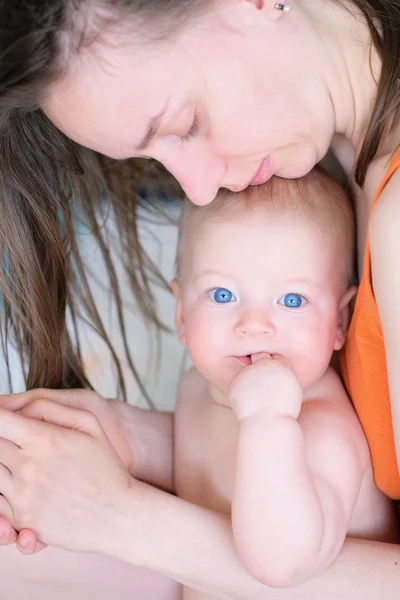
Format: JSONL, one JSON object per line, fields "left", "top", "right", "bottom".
{"left": 171, "top": 168, "right": 397, "bottom": 599}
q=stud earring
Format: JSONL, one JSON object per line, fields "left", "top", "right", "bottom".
{"left": 275, "top": 3, "right": 291, "bottom": 12}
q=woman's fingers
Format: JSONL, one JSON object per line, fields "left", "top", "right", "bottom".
{"left": 0, "top": 495, "right": 14, "bottom": 524}
{"left": 0, "top": 403, "right": 101, "bottom": 450}
{"left": 0, "top": 463, "right": 15, "bottom": 514}
{"left": 0, "top": 495, "right": 17, "bottom": 546}
{"left": 0, "top": 390, "right": 133, "bottom": 471}
{"left": 18, "top": 399, "right": 102, "bottom": 437}
{"left": 18, "top": 398, "right": 134, "bottom": 469}
{"left": 16, "top": 529, "right": 47, "bottom": 555}
{"left": 0, "top": 388, "right": 100, "bottom": 413}
{"left": 0, "top": 389, "right": 47, "bottom": 412}
{"left": 0, "top": 408, "right": 39, "bottom": 446}
{"left": 0, "top": 510, "right": 47, "bottom": 554}
{"left": 0, "top": 515, "right": 17, "bottom": 546}
{"left": 0, "top": 436, "right": 20, "bottom": 472}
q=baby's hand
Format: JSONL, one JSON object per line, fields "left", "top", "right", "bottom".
{"left": 230, "top": 353, "right": 303, "bottom": 421}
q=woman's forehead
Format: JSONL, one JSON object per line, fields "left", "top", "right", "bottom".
{"left": 42, "top": 40, "right": 198, "bottom": 158}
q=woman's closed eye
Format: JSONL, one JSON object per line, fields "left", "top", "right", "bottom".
{"left": 181, "top": 113, "right": 200, "bottom": 141}
{"left": 278, "top": 293, "right": 307, "bottom": 309}
{"left": 207, "top": 287, "right": 236, "bottom": 304}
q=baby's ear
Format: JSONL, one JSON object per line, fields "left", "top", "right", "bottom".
{"left": 334, "top": 286, "right": 357, "bottom": 350}
{"left": 170, "top": 278, "right": 186, "bottom": 344}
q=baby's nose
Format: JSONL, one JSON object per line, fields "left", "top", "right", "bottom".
{"left": 234, "top": 310, "right": 275, "bottom": 336}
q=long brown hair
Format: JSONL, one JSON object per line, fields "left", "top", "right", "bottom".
{"left": 346, "top": 0, "right": 400, "bottom": 185}
{"left": 0, "top": 0, "right": 397, "bottom": 400}
{"left": 0, "top": 2, "right": 188, "bottom": 403}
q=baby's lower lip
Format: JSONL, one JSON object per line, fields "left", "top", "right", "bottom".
{"left": 234, "top": 355, "right": 252, "bottom": 366}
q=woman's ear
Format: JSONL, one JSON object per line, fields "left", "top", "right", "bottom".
{"left": 171, "top": 278, "right": 186, "bottom": 344}
{"left": 246, "top": 0, "right": 291, "bottom": 21}
{"left": 334, "top": 285, "right": 357, "bottom": 350}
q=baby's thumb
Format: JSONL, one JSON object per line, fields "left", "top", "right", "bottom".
{"left": 251, "top": 352, "right": 271, "bottom": 364}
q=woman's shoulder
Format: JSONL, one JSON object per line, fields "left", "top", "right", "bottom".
{"left": 366, "top": 151, "right": 400, "bottom": 219}
{"left": 365, "top": 151, "right": 400, "bottom": 199}
{"left": 368, "top": 152, "right": 400, "bottom": 261}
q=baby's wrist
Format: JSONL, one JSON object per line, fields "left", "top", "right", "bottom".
{"left": 233, "top": 401, "right": 300, "bottom": 422}
{"left": 231, "top": 381, "right": 302, "bottom": 421}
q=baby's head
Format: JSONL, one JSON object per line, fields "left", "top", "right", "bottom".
{"left": 172, "top": 168, "right": 356, "bottom": 396}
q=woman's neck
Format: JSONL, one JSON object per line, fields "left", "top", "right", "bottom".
{"left": 305, "top": 0, "right": 381, "bottom": 154}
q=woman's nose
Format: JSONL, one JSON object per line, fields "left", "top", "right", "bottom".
{"left": 162, "top": 144, "right": 225, "bottom": 206}
{"left": 234, "top": 309, "right": 276, "bottom": 337}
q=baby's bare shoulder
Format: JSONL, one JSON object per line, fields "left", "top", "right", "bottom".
{"left": 176, "top": 367, "right": 209, "bottom": 411}
{"left": 178, "top": 366, "right": 206, "bottom": 393}
{"left": 303, "top": 367, "right": 349, "bottom": 406}
{"left": 301, "top": 368, "right": 370, "bottom": 466}
{"left": 175, "top": 367, "right": 213, "bottom": 427}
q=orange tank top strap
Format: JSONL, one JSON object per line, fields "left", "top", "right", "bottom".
{"left": 365, "top": 147, "right": 400, "bottom": 284}
{"left": 348, "top": 147, "right": 400, "bottom": 342}
{"left": 341, "top": 146, "right": 400, "bottom": 499}
{"left": 372, "top": 148, "right": 400, "bottom": 204}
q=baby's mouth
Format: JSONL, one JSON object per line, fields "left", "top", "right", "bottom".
{"left": 234, "top": 355, "right": 252, "bottom": 366}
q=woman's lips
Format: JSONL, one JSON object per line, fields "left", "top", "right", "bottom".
{"left": 249, "top": 157, "right": 273, "bottom": 186}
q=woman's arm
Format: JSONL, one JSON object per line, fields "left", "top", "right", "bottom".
{"left": 120, "top": 480, "right": 400, "bottom": 600}
{"left": 0, "top": 401, "right": 399, "bottom": 600}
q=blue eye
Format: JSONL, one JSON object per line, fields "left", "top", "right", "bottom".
{"left": 208, "top": 288, "right": 236, "bottom": 304}
{"left": 278, "top": 293, "right": 307, "bottom": 309}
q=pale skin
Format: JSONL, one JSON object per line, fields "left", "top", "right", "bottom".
{"left": 171, "top": 204, "right": 396, "bottom": 599}
{"left": 0, "top": 393, "right": 181, "bottom": 600}
{"left": 0, "top": 206, "right": 398, "bottom": 600}
{"left": 43, "top": 0, "right": 400, "bottom": 471}
{"left": 0, "top": 0, "right": 400, "bottom": 598}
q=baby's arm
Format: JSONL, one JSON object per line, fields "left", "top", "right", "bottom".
{"left": 230, "top": 358, "right": 368, "bottom": 588}
{"left": 370, "top": 174, "right": 400, "bottom": 473}
{"left": 110, "top": 400, "right": 175, "bottom": 492}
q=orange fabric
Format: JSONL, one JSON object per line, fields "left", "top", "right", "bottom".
{"left": 341, "top": 148, "right": 400, "bottom": 499}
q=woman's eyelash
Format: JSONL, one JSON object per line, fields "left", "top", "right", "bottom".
{"left": 181, "top": 114, "right": 200, "bottom": 141}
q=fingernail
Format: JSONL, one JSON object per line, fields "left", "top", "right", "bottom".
{"left": 19, "top": 537, "right": 29, "bottom": 547}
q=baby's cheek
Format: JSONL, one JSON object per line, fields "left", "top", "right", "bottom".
{"left": 185, "top": 311, "right": 214, "bottom": 359}
{"left": 297, "top": 337, "right": 334, "bottom": 388}
{"left": 184, "top": 310, "right": 232, "bottom": 386}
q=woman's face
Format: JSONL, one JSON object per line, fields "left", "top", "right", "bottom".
{"left": 43, "top": 0, "right": 335, "bottom": 205}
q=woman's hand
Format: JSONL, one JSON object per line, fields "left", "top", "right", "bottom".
{"left": 0, "top": 389, "right": 136, "bottom": 555}
{"left": 0, "top": 389, "right": 175, "bottom": 554}
{"left": 0, "top": 389, "right": 133, "bottom": 469}
{"left": 0, "top": 401, "right": 136, "bottom": 554}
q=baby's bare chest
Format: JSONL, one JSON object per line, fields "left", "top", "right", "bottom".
{"left": 174, "top": 394, "right": 239, "bottom": 515}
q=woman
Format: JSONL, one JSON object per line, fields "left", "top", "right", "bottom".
{"left": 0, "top": 1, "right": 399, "bottom": 599}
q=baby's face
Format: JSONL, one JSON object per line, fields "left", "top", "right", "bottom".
{"left": 175, "top": 207, "right": 352, "bottom": 397}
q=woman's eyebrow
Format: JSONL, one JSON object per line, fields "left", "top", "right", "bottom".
{"left": 135, "top": 102, "right": 169, "bottom": 151}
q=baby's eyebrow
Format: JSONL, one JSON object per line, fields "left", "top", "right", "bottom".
{"left": 194, "top": 270, "right": 233, "bottom": 282}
